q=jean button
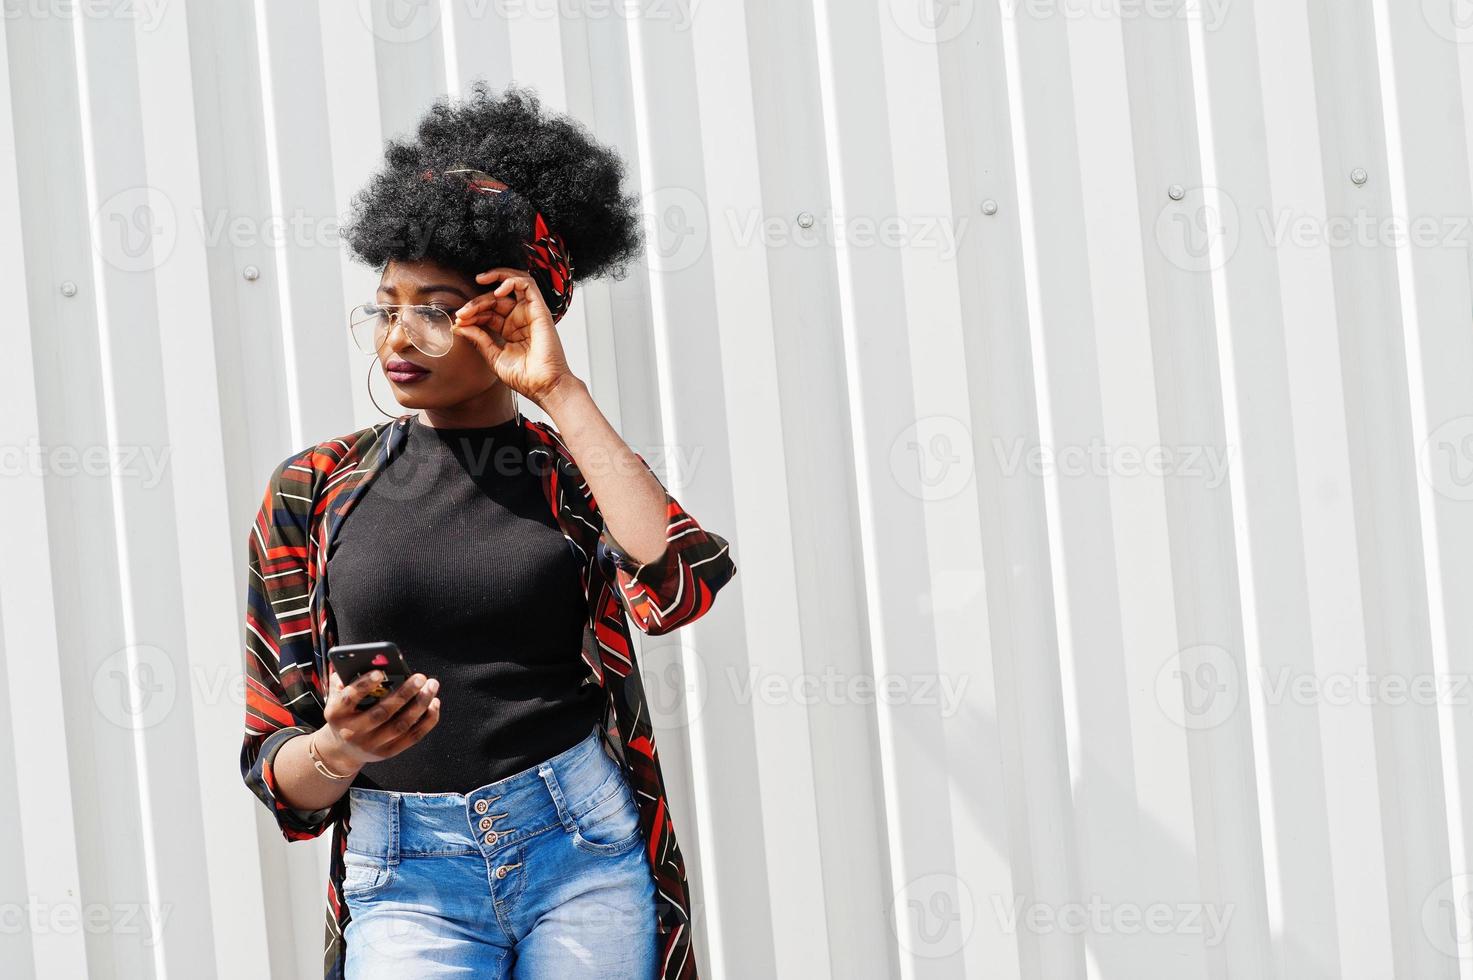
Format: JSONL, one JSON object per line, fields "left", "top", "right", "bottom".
{"left": 478, "top": 816, "right": 492, "bottom": 831}
{"left": 474, "top": 799, "right": 489, "bottom": 815}
{"left": 484, "top": 831, "right": 498, "bottom": 845}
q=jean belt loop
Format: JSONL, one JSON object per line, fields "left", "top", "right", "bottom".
{"left": 538, "top": 764, "right": 578, "bottom": 834}
{"left": 388, "top": 791, "right": 402, "bottom": 866}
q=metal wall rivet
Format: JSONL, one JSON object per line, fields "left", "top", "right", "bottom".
{"left": 796, "top": 212, "right": 815, "bottom": 229}
{"left": 243, "top": 265, "right": 261, "bottom": 281}
{"left": 981, "top": 199, "right": 999, "bottom": 216}
{"left": 1168, "top": 184, "right": 1186, "bottom": 201}
{"left": 1351, "top": 168, "right": 1369, "bottom": 186}
{"left": 60, "top": 281, "right": 78, "bottom": 297}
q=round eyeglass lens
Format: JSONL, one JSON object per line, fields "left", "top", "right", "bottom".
{"left": 349, "top": 304, "right": 455, "bottom": 357}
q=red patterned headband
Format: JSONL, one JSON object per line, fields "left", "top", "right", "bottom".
{"left": 420, "top": 166, "right": 575, "bottom": 322}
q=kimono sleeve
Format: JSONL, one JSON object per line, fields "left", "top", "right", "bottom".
{"left": 239, "top": 453, "right": 340, "bottom": 841}
{"left": 594, "top": 450, "right": 737, "bottom": 636}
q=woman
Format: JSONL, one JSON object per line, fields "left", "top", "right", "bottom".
{"left": 239, "top": 81, "right": 735, "bottom": 980}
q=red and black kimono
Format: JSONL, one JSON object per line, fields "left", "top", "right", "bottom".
{"left": 240, "top": 413, "right": 736, "bottom": 979}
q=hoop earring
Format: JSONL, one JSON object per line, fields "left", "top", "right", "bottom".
{"left": 366, "top": 357, "right": 400, "bottom": 420}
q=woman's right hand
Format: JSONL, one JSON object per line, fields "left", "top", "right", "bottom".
{"left": 315, "top": 668, "right": 442, "bottom": 772}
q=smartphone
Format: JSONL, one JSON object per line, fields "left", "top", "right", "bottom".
{"left": 328, "top": 641, "right": 410, "bottom": 710}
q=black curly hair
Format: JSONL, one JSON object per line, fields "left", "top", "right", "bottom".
{"left": 341, "top": 80, "right": 645, "bottom": 289}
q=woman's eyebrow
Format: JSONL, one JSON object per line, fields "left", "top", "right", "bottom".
{"left": 376, "top": 283, "right": 473, "bottom": 300}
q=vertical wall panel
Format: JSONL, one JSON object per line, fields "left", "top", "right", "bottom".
{"left": 879, "top": 9, "right": 1017, "bottom": 980}
{"left": 1193, "top": 2, "right": 1339, "bottom": 975}
{"left": 0, "top": 12, "right": 85, "bottom": 979}
{"left": 6, "top": 1, "right": 1473, "bottom": 977}
{"left": 1379, "top": 9, "right": 1473, "bottom": 976}
{"left": 688, "top": 2, "right": 830, "bottom": 976}
{"left": 1305, "top": 3, "right": 1455, "bottom": 978}
{"left": 623, "top": 7, "right": 764, "bottom": 977}
{"left": 811, "top": 1, "right": 965, "bottom": 977}
{"left": 135, "top": 3, "right": 275, "bottom": 978}
{"left": 1120, "top": 8, "right": 1275, "bottom": 978}
{"left": 1257, "top": 3, "right": 1396, "bottom": 976}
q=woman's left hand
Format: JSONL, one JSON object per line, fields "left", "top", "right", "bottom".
{"left": 452, "top": 267, "right": 575, "bottom": 406}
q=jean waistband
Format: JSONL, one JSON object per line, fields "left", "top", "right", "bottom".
{"left": 344, "top": 724, "right": 626, "bottom": 860}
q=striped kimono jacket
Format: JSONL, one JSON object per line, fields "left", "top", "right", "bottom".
{"left": 239, "top": 412, "right": 736, "bottom": 979}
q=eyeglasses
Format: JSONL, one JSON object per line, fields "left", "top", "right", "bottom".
{"left": 349, "top": 303, "right": 456, "bottom": 358}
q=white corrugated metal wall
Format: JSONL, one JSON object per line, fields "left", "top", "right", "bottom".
{"left": 3, "top": 0, "right": 1473, "bottom": 977}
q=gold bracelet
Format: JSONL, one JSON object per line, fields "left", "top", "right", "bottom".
{"left": 308, "top": 731, "right": 353, "bottom": 781}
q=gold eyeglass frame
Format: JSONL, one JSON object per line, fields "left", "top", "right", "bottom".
{"left": 348, "top": 303, "right": 457, "bottom": 359}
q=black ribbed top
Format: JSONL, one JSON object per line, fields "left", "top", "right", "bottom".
{"left": 325, "top": 413, "right": 602, "bottom": 793}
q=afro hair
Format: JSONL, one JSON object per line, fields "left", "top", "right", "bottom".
{"left": 341, "top": 80, "right": 645, "bottom": 286}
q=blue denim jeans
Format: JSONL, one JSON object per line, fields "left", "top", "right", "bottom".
{"left": 341, "top": 724, "right": 659, "bottom": 978}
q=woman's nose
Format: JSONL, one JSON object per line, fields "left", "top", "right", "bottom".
{"left": 383, "top": 315, "right": 414, "bottom": 352}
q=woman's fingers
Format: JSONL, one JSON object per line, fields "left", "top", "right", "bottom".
{"left": 474, "top": 268, "right": 546, "bottom": 316}
{"left": 322, "top": 670, "right": 399, "bottom": 754}
{"left": 375, "top": 696, "right": 441, "bottom": 757}
{"left": 452, "top": 319, "right": 506, "bottom": 363}
{"left": 364, "top": 678, "right": 440, "bottom": 754}
{"left": 343, "top": 671, "right": 424, "bottom": 734}
{"left": 468, "top": 269, "right": 534, "bottom": 314}
{"left": 455, "top": 293, "right": 518, "bottom": 329}
{"left": 456, "top": 293, "right": 502, "bottom": 320}
{"left": 327, "top": 669, "right": 383, "bottom": 716}
{"left": 475, "top": 266, "right": 531, "bottom": 286}
{"left": 491, "top": 274, "right": 533, "bottom": 299}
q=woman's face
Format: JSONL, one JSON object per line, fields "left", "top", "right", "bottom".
{"left": 370, "top": 258, "right": 500, "bottom": 410}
